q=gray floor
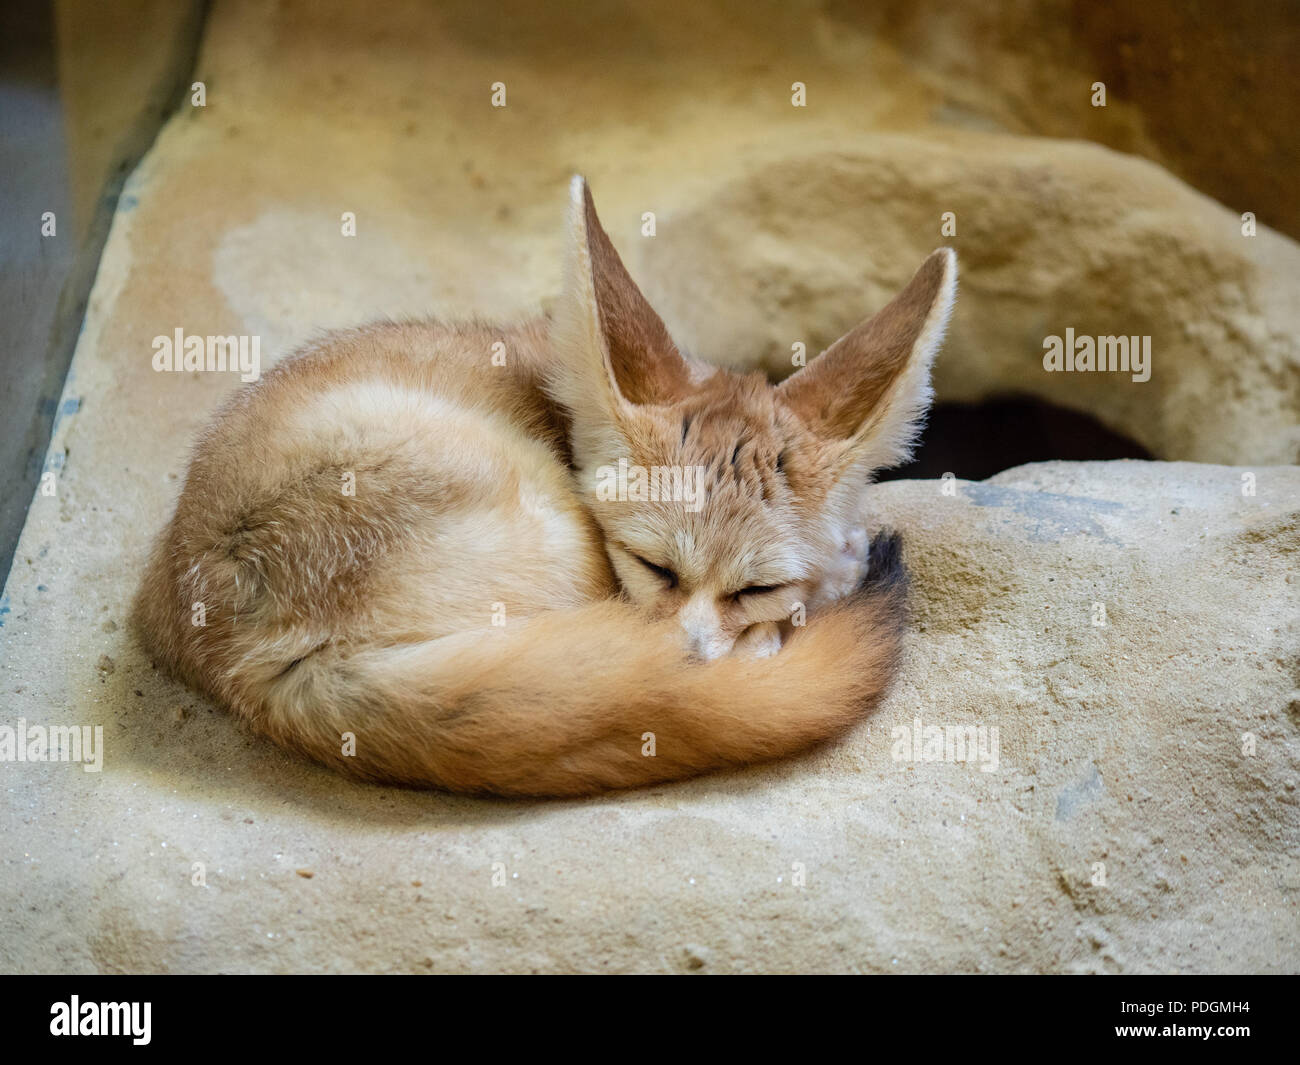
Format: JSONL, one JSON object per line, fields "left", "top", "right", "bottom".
{"left": 0, "top": 0, "right": 205, "bottom": 580}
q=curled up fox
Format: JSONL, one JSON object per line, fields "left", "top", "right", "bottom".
{"left": 134, "top": 178, "right": 957, "bottom": 796}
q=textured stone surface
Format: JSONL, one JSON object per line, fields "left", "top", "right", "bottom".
{"left": 3, "top": 458, "right": 1297, "bottom": 973}
{"left": 2, "top": 0, "right": 1297, "bottom": 973}
{"left": 639, "top": 136, "right": 1300, "bottom": 467}
{"left": 844, "top": 0, "right": 1300, "bottom": 241}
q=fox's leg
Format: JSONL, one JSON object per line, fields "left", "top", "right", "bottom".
{"left": 807, "top": 524, "right": 870, "bottom": 611}
{"left": 733, "top": 621, "right": 783, "bottom": 659}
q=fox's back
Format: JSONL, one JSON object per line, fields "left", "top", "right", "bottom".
{"left": 133, "top": 317, "right": 613, "bottom": 704}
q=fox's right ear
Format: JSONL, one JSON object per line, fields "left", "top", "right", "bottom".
{"left": 778, "top": 248, "right": 957, "bottom": 476}
{"left": 548, "top": 177, "right": 693, "bottom": 457}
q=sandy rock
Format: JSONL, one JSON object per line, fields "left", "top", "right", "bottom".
{"left": 844, "top": 1, "right": 1300, "bottom": 241}
{"left": 1, "top": 461, "right": 1296, "bottom": 973}
{"left": 636, "top": 135, "right": 1300, "bottom": 467}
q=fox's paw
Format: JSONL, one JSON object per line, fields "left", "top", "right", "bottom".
{"left": 809, "top": 525, "right": 870, "bottom": 608}
{"left": 734, "top": 621, "right": 783, "bottom": 660}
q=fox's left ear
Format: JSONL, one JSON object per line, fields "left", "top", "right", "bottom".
{"left": 548, "top": 177, "right": 694, "bottom": 457}
{"left": 778, "top": 248, "right": 957, "bottom": 474}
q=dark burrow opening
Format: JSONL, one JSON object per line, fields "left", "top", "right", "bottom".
{"left": 876, "top": 395, "right": 1155, "bottom": 483}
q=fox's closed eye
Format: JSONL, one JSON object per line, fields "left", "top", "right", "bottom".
{"left": 736, "top": 584, "right": 782, "bottom": 599}
{"left": 634, "top": 555, "right": 678, "bottom": 588}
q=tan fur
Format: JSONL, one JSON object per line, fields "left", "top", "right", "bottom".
{"left": 133, "top": 177, "right": 956, "bottom": 796}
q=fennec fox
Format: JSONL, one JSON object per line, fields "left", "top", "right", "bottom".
{"left": 134, "top": 177, "right": 956, "bottom": 796}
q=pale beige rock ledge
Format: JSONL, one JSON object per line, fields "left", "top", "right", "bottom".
{"left": 1, "top": 459, "right": 1295, "bottom": 974}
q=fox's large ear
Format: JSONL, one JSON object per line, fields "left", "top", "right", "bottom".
{"left": 548, "top": 176, "right": 694, "bottom": 443}
{"left": 778, "top": 248, "right": 957, "bottom": 474}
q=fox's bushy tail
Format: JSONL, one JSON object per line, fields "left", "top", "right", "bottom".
{"left": 240, "top": 534, "right": 909, "bottom": 797}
